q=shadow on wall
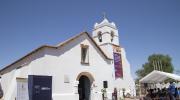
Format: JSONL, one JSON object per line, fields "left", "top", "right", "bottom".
{"left": 0, "top": 83, "right": 3, "bottom": 99}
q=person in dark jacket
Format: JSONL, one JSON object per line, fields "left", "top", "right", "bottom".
{"left": 168, "top": 82, "right": 176, "bottom": 100}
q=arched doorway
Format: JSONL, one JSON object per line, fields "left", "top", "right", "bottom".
{"left": 78, "top": 75, "right": 91, "bottom": 100}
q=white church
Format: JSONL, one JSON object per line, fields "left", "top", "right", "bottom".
{"left": 0, "top": 17, "right": 135, "bottom": 100}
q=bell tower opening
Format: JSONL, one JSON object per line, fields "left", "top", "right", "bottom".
{"left": 110, "top": 31, "right": 115, "bottom": 42}
{"left": 97, "top": 31, "right": 102, "bottom": 42}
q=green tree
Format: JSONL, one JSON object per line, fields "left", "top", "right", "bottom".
{"left": 136, "top": 54, "right": 174, "bottom": 80}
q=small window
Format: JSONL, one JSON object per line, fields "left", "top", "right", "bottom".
{"left": 111, "top": 31, "right": 114, "bottom": 42}
{"left": 98, "top": 32, "right": 102, "bottom": 42}
{"left": 81, "top": 44, "right": 89, "bottom": 64}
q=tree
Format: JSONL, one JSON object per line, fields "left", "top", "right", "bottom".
{"left": 136, "top": 54, "right": 174, "bottom": 80}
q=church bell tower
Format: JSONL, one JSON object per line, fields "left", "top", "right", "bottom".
{"left": 92, "top": 17, "right": 119, "bottom": 46}
{"left": 92, "top": 16, "right": 120, "bottom": 58}
{"left": 92, "top": 16, "right": 136, "bottom": 96}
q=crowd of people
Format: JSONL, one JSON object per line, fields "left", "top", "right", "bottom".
{"left": 144, "top": 82, "right": 180, "bottom": 100}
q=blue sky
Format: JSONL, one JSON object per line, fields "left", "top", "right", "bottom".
{"left": 0, "top": 0, "right": 180, "bottom": 78}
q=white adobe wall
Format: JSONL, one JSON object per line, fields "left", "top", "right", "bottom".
{"left": 99, "top": 45, "right": 136, "bottom": 97}
{"left": 114, "top": 48, "right": 136, "bottom": 97}
{"left": 32, "top": 34, "right": 114, "bottom": 100}
{"left": 0, "top": 33, "right": 115, "bottom": 100}
{"left": 97, "top": 44, "right": 136, "bottom": 97}
{"left": 99, "top": 44, "right": 114, "bottom": 58}
{"left": 0, "top": 49, "right": 45, "bottom": 100}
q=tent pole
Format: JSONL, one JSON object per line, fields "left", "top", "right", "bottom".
{"left": 139, "top": 82, "right": 141, "bottom": 98}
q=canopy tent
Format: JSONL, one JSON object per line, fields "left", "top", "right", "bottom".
{"left": 139, "top": 70, "right": 180, "bottom": 83}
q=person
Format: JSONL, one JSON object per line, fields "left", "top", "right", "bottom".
{"left": 152, "top": 88, "right": 156, "bottom": 99}
{"left": 144, "top": 89, "right": 152, "bottom": 100}
{"left": 176, "top": 87, "right": 180, "bottom": 100}
{"left": 112, "top": 88, "right": 117, "bottom": 100}
{"left": 168, "top": 82, "right": 176, "bottom": 100}
{"left": 158, "top": 88, "right": 165, "bottom": 100}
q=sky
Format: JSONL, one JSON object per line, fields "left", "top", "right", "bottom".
{"left": 0, "top": 0, "right": 180, "bottom": 78}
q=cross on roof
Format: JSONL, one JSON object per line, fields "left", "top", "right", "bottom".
{"left": 103, "top": 12, "right": 107, "bottom": 19}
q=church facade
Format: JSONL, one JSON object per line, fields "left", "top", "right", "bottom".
{"left": 0, "top": 18, "right": 135, "bottom": 100}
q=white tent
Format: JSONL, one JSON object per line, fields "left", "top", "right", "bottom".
{"left": 139, "top": 70, "right": 180, "bottom": 83}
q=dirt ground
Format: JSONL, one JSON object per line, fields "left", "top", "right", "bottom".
{"left": 124, "top": 98, "right": 139, "bottom": 100}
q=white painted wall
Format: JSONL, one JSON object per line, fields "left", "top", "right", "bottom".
{"left": 114, "top": 48, "right": 136, "bottom": 97}
{"left": 98, "top": 46, "right": 136, "bottom": 97}
{"left": 0, "top": 50, "right": 44, "bottom": 100}
{"left": 0, "top": 33, "right": 115, "bottom": 100}
{"left": 38, "top": 34, "right": 114, "bottom": 100}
